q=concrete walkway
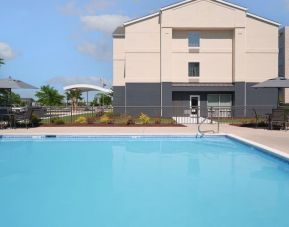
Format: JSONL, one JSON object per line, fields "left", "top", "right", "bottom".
{"left": 1, "top": 124, "right": 289, "bottom": 154}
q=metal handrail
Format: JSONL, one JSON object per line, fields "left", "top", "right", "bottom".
{"left": 197, "top": 108, "right": 220, "bottom": 136}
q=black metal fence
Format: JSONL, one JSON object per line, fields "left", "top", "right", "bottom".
{"left": 1, "top": 105, "right": 287, "bottom": 127}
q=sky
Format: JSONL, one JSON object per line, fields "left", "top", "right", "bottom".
{"left": 0, "top": 0, "right": 289, "bottom": 97}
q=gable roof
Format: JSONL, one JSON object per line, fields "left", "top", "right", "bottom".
{"left": 123, "top": 0, "right": 280, "bottom": 27}
{"left": 113, "top": 26, "right": 125, "bottom": 38}
{"left": 160, "top": 0, "right": 247, "bottom": 12}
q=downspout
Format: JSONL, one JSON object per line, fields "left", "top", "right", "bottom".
{"left": 244, "top": 82, "right": 247, "bottom": 117}
{"left": 160, "top": 10, "right": 163, "bottom": 117}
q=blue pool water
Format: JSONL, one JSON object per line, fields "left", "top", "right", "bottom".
{"left": 1, "top": 136, "right": 289, "bottom": 227}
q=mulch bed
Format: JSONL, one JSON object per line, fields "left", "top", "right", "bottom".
{"left": 40, "top": 124, "right": 186, "bottom": 127}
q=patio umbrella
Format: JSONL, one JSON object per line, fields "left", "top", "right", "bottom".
{"left": 0, "top": 77, "right": 38, "bottom": 89}
{"left": 252, "top": 77, "right": 289, "bottom": 105}
{"left": 0, "top": 77, "right": 38, "bottom": 106}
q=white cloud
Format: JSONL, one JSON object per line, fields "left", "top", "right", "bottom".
{"left": 84, "top": 0, "right": 115, "bottom": 14}
{"left": 58, "top": 1, "right": 80, "bottom": 16}
{"left": 47, "top": 76, "right": 111, "bottom": 87}
{"left": 0, "top": 42, "right": 16, "bottom": 60}
{"left": 76, "top": 41, "right": 111, "bottom": 60}
{"left": 81, "top": 15, "right": 129, "bottom": 33}
{"left": 59, "top": 0, "right": 116, "bottom": 15}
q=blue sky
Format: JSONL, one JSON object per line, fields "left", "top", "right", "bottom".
{"left": 0, "top": 0, "right": 289, "bottom": 96}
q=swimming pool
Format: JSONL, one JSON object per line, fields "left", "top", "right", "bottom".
{"left": 0, "top": 136, "right": 289, "bottom": 227}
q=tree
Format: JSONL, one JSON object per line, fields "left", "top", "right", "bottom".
{"left": 65, "top": 89, "right": 83, "bottom": 109}
{"left": 0, "top": 58, "right": 4, "bottom": 68}
{"left": 0, "top": 90, "right": 21, "bottom": 106}
{"left": 99, "top": 93, "right": 112, "bottom": 106}
{"left": 91, "top": 96, "right": 99, "bottom": 106}
{"left": 10, "top": 92, "right": 21, "bottom": 105}
{"left": 35, "top": 85, "right": 64, "bottom": 106}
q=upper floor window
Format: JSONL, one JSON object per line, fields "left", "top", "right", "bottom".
{"left": 188, "top": 32, "right": 200, "bottom": 48}
{"left": 188, "top": 62, "right": 200, "bottom": 77}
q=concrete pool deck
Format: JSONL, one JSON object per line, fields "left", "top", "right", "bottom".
{"left": 1, "top": 124, "right": 289, "bottom": 154}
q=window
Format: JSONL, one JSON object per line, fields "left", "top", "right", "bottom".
{"left": 188, "top": 32, "right": 200, "bottom": 48}
{"left": 208, "top": 94, "right": 232, "bottom": 107}
{"left": 188, "top": 62, "right": 200, "bottom": 77}
{"left": 207, "top": 94, "right": 232, "bottom": 117}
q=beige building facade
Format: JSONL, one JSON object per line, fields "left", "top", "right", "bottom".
{"left": 279, "top": 27, "right": 289, "bottom": 103}
{"left": 113, "top": 0, "right": 280, "bottom": 117}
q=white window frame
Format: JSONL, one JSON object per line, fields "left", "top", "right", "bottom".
{"left": 190, "top": 95, "right": 200, "bottom": 117}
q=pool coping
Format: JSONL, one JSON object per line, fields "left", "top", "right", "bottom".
{"left": 1, "top": 133, "right": 289, "bottom": 162}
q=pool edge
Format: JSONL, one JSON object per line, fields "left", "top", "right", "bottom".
{"left": 1, "top": 133, "right": 288, "bottom": 162}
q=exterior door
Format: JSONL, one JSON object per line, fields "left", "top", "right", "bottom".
{"left": 190, "top": 95, "right": 200, "bottom": 117}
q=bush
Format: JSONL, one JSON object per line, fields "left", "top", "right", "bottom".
{"left": 75, "top": 116, "right": 87, "bottom": 124}
{"left": 31, "top": 114, "right": 41, "bottom": 126}
{"left": 138, "top": 113, "right": 150, "bottom": 125}
{"left": 103, "top": 111, "right": 113, "bottom": 118}
{"left": 154, "top": 118, "right": 161, "bottom": 125}
{"left": 86, "top": 117, "right": 96, "bottom": 124}
{"left": 100, "top": 115, "right": 113, "bottom": 124}
{"left": 51, "top": 118, "right": 65, "bottom": 125}
{"left": 126, "top": 116, "right": 135, "bottom": 125}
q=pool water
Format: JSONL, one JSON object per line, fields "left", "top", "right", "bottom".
{"left": 1, "top": 136, "right": 289, "bottom": 227}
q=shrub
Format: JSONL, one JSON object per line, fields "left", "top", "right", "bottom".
{"left": 121, "top": 115, "right": 135, "bottom": 125}
{"left": 138, "top": 113, "right": 150, "bottom": 125}
{"left": 31, "top": 114, "right": 41, "bottom": 126}
{"left": 154, "top": 118, "right": 161, "bottom": 125}
{"left": 75, "top": 116, "right": 87, "bottom": 124}
{"left": 103, "top": 111, "right": 113, "bottom": 118}
{"left": 126, "top": 116, "right": 135, "bottom": 125}
{"left": 100, "top": 115, "right": 113, "bottom": 124}
{"left": 51, "top": 118, "right": 65, "bottom": 125}
{"left": 86, "top": 117, "right": 96, "bottom": 124}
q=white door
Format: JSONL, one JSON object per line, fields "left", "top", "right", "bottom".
{"left": 190, "top": 95, "right": 200, "bottom": 117}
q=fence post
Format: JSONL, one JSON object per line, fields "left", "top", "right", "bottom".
{"left": 49, "top": 106, "right": 52, "bottom": 124}
{"left": 210, "top": 106, "right": 213, "bottom": 124}
{"left": 70, "top": 106, "right": 73, "bottom": 124}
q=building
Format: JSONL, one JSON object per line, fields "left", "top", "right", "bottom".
{"left": 279, "top": 27, "right": 289, "bottom": 103}
{"left": 113, "top": 0, "right": 280, "bottom": 117}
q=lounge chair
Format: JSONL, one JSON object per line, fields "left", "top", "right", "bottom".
{"left": 269, "top": 109, "right": 286, "bottom": 130}
{"left": 0, "top": 107, "right": 13, "bottom": 128}
{"left": 14, "top": 108, "right": 33, "bottom": 128}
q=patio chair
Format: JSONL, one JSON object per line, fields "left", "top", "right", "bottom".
{"left": 14, "top": 108, "right": 33, "bottom": 129}
{"left": 0, "top": 107, "right": 13, "bottom": 128}
{"left": 269, "top": 109, "right": 286, "bottom": 130}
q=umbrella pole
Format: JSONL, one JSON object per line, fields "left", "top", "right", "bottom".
{"left": 278, "top": 87, "right": 282, "bottom": 107}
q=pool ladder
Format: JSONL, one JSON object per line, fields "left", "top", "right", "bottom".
{"left": 196, "top": 116, "right": 220, "bottom": 138}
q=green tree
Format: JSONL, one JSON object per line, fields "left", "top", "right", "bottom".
{"left": 0, "top": 58, "right": 4, "bottom": 68}
{"left": 35, "top": 85, "right": 64, "bottom": 106}
{"left": 91, "top": 96, "right": 99, "bottom": 106}
{"left": 65, "top": 89, "right": 83, "bottom": 109}
{"left": 0, "top": 90, "right": 21, "bottom": 106}
{"left": 99, "top": 93, "right": 112, "bottom": 106}
{"left": 10, "top": 92, "right": 21, "bottom": 105}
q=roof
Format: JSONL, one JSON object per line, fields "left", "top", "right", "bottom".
{"left": 252, "top": 77, "right": 289, "bottom": 88}
{"left": 63, "top": 84, "right": 113, "bottom": 93}
{"left": 112, "top": 26, "right": 125, "bottom": 38}
{"left": 123, "top": 0, "right": 280, "bottom": 27}
{"left": 161, "top": 0, "right": 247, "bottom": 12}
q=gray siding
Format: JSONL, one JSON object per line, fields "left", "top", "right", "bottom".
{"left": 112, "top": 86, "right": 125, "bottom": 115}
{"left": 113, "top": 82, "right": 278, "bottom": 118}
